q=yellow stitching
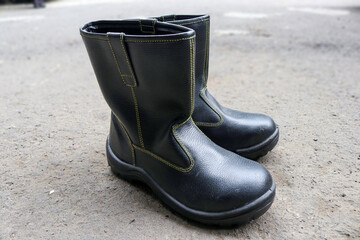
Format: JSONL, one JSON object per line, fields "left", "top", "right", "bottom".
{"left": 195, "top": 87, "right": 224, "bottom": 127}
{"left": 156, "top": 37, "right": 197, "bottom": 172}
{"left": 204, "top": 19, "right": 210, "bottom": 85}
{"left": 80, "top": 33, "right": 196, "bottom": 43}
{"left": 139, "top": 20, "right": 147, "bottom": 34}
{"left": 132, "top": 37, "right": 196, "bottom": 173}
{"left": 113, "top": 113, "right": 136, "bottom": 165}
{"left": 192, "top": 39, "right": 195, "bottom": 114}
{"left": 195, "top": 20, "right": 223, "bottom": 127}
{"left": 130, "top": 87, "right": 145, "bottom": 148}
{"left": 189, "top": 39, "right": 193, "bottom": 115}
{"left": 190, "top": 38, "right": 195, "bottom": 115}
{"left": 171, "top": 116, "right": 195, "bottom": 172}
{"left": 133, "top": 142, "right": 193, "bottom": 173}
{"left": 125, "top": 36, "right": 195, "bottom": 43}
{"left": 139, "top": 19, "right": 155, "bottom": 34}
{"left": 107, "top": 35, "right": 134, "bottom": 87}
{"left": 82, "top": 33, "right": 195, "bottom": 43}
{"left": 80, "top": 33, "right": 107, "bottom": 41}
{"left": 123, "top": 76, "right": 135, "bottom": 80}
{"left": 120, "top": 35, "right": 137, "bottom": 86}
{"left": 159, "top": 15, "right": 174, "bottom": 21}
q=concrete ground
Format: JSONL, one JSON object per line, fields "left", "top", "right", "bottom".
{"left": 1, "top": 0, "right": 359, "bottom": 239}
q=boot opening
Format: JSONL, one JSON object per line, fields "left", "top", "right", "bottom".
{"left": 81, "top": 20, "right": 188, "bottom": 36}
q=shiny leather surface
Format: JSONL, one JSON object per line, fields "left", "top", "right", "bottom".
{"left": 201, "top": 90, "right": 277, "bottom": 150}
{"left": 156, "top": 15, "right": 278, "bottom": 152}
{"left": 80, "top": 20, "right": 274, "bottom": 212}
{"left": 136, "top": 119, "right": 273, "bottom": 212}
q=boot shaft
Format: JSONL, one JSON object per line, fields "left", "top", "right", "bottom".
{"left": 80, "top": 20, "right": 196, "bottom": 151}
{"left": 156, "top": 15, "right": 210, "bottom": 88}
{"left": 155, "top": 15, "right": 222, "bottom": 126}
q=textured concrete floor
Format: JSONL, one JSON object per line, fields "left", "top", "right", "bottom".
{"left": 1, "top": 0, "right": 359, "bottom": 239}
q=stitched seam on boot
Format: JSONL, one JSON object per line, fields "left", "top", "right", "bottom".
{"left": 106, "top": 35, "right": 136, "bottom": 87}
{"left": 107, "top": 35, "right": 144, "bottom": 147}
{"left": 193, "top": 38, "right": 196, "bottom": 114}
{"left": 139, "top": 19, "right": 156, "bottom": 34}
{"left": 160, "top": 15, "right": 176, "bottom": 21}
{"left": 125, "top": 36, "right": 195, "bottom": 43}
{"left": 120, "top": 35, "right": 137, "bottom": 87}
{"left": 132, "top": 140, "right": 194, "bottom": 173}
{"left": 194, "top": 19, "right": 224, "bottom": 127}
{"left": 204, "top": 19, "right": 210, "bottom": 86}
{"left": 166, "top": 38, "right": 196, "bottom": 172}
{"left": 195, "top": 87, "right": 224, "bottom": 127}
{"left": 171, "top": 116, "right": 195, "bottom": 172}
{"left": 190, "top": 38, "right": 195, "bottom": 115}
{"left": 130, "top": 87, "right": 145, "bottom": 148}
{"left": 81, "top": 33, "right": 195, "bottom": 43}
{"left": 113, "top": 113, "right": 136, "bottom": 165}
{"left": 130, "top": 38, "right": 196, "bottom": 173}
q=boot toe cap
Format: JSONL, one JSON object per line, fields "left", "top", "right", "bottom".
{"left": 254, "top": 113, "right": 277, "bottom": 143}
{"left": 182, "top": 154, "right": 275, "bottom": 213}
{"left": 209, "top": 160, "right": 274, "bottom": 212}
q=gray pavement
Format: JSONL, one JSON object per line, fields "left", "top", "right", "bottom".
{"left": 1, "top": 0, "right": 359, "bottom": 239}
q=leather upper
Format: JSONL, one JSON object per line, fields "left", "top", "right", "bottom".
{"left": 136, "top": 119, "right": 273, "bottom": 212}
{"left": 200, "top": 90, "right": 277, "bottom": 150}
{"left": 80, "top": 19, "right": 274, "bottom": 212}
{"left": 156, "top": 15, "right": 277, "bottom": 152}
{"left": 81, "top": 20, "right": 195, "bottom": 168}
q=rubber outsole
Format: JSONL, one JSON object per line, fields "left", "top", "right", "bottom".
{"left": 106, "top": 137, "right": 276, "bottom": 226}
{"left": 236, "top": 127, "right": 279, "bottom": 160}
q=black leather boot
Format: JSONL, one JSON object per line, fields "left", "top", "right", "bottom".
{"left": 155, "top": 15, "right": 279, "bottom": 159}
{"left": 80, "top": 19, "right": 275, "bottom": 225}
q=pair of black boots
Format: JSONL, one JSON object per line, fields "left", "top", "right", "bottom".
{"left": 80, "top": 15, "right": 279, "bottom": 226}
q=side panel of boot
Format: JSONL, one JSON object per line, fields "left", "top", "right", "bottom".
{"left": 156, "top": 15, "right": 279, "bottom": 159}
{"left": 155, "top": 15, "right": 219, "bottom": 124}
{"left": 81, "top": 20, "right": 192, "bottom": 168}
{"left": 124, "top": 34, "right": 194, "bottom": 166}
{"left": 81, "top": 29, "right": 142, "bottom": 148}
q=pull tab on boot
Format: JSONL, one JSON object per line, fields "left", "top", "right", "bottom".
{"left": 107, "top": 32, "right": 137, "bottom": 87}
{"left": 139, "top": 19, "right": 156, "bottom": 34}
